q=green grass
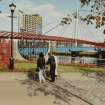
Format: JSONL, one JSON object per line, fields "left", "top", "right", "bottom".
{"left": 14, "top": 62, "right": 105, "bottom": 75}
{"left": 58, "top": 65, "right": 83, "bottom": 73}
{"left": 58, "top": 64, "right": 105, "bottom": 75}
{"left": 14, "top": 62, "right": 36, "bottom": 72}
{"left": 79, "top": 67, "right": 105, "bottom": 75}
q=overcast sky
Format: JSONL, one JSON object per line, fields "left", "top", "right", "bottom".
{"left": 0, "top": 0, "right": 105, "bottom": 42}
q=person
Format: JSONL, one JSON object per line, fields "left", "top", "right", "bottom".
{"left": 37, "top": 52, "right": 46, "bottom": 83}
{"left": 53, "top": 55, "right": 58, "bottom": 77}
{"left": 46, "top": 52, "right": 56, "bottom": 82}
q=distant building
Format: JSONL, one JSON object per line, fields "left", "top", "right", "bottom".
{"left": 21, "top": 14, "right": 42, "bottom": 34}
{"left": 18, "top": 14, "right": 47, "bottom": 60}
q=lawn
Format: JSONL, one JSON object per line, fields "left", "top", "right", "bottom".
{"left": 14, "top": 62, "right": 36, "bottom": 72}
{"left": 59, "top": 64, "right": 105, "bottom": 75}
{"left": 14, "top": 62, "right": 105, "bottom": 75}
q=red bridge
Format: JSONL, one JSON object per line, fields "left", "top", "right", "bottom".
{"left": 0, "top": 31, "right": 105, "bottom": 68}
{"left": 0, "top": 31, "right": 105, "bottom": 48}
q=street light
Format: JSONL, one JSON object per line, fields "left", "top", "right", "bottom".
{"left": 9, "top": 3, "right": 16, "bottom": 70}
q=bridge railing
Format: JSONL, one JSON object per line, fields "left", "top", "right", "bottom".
{"left": 97, "top": 59, "right": 105, "bottom": 67}
{"left": 57, "top": 56, "right": 105, "bottom": 67}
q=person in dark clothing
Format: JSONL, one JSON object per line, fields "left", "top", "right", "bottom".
{"left": 47, "top": 52, "right": 56, "bottom": 82}
{"left": 37, "top": 52, "right": 46, "bottom": 83}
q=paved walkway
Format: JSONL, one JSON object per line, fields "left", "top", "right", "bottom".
{"left": 0, "top": 72, "right": 55, "bottom": 105}
{"left": 0, "top": 72, "right": 105, "bottom": 105}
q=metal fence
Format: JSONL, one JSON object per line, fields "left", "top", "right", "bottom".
{"left": 57, "top": 56, "right": 105, "bottom": 67}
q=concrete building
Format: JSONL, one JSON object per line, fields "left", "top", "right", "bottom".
{"left": 21, "top": 14, "right": 42, "bottom": 34}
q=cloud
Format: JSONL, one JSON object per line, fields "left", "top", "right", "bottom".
{"left": 2, "top": 0, "right": 65, "bottom": 32}
{"left": 15, "top": 1, "right": 65, "bottom": 32}
{"left": 0, "top": 13, "right": 10, "bottom": 31}
{"left": 0, "top": 12, "right": 18, "bottom": 31}
{"left": 0, "top": 13, "right": 9, "bottom": 19}
{"left": 0, "top": 0, "right": 64, "bottom": 32}
{"left": 16, "top": 2, "right": 64, "bottom": 19}
{"left": 0, "top": 0, "right": 104, "bottom": 42}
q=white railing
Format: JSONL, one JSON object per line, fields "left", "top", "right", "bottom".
{"left": 57, "top": 56, "right": 105, "bottom": 67}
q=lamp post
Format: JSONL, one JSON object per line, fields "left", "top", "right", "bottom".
{"left": 9, "top": 3, "right": 16, "bottom": 70}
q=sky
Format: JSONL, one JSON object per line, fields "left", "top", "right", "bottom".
{"left": 0, "top": 0, "right": 105, "bottom": 42}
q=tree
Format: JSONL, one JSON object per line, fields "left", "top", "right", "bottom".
{"left": 80, "top": 0, "right": 105, "bottom": 34}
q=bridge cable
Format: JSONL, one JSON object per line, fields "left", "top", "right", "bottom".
{"left": 81, "top": 21, "right": 97, "bottom": 41}
{"left": 79, "top": 19, "right": 96, "bottom": 42}
{"left": 60, "top": 25, "right": 70, "bottom": 37}
{"left": 44, "top": 24, "right": 60, "bottom": 35}
{"left": 43, "top": 19, "right": 60, "bottom": 28}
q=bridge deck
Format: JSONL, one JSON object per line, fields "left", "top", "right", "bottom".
{"left": 0, "top": 31, "right": 105, "bottom": 48}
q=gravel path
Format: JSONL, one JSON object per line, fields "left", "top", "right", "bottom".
{"left": 0, "top": 72, "right": 105, "bottom": 105}
{"left": 61, "top": 73, "right": 105, "bottom": 105}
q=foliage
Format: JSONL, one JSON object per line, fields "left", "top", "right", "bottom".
{"left": 80, "top": 0, "right": 105, "bottom": 33}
